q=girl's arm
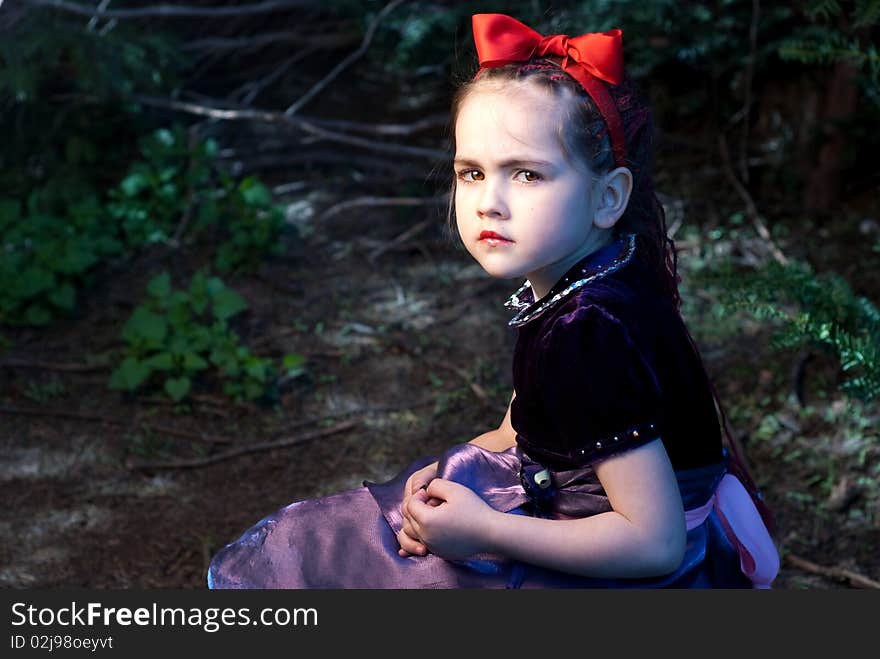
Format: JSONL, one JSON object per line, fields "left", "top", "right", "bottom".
{"left": 408, "top": 438, "right": 687, "bottom": 578}
{"left": 467, "top": 391, "right": 517, "bottom": 451}
{"left": 398, "top": 391, "right": 517, "bottom": 556}
{"left": 408, "top": 390, "right": 517, "bottom": 491}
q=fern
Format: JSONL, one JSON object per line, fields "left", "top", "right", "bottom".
{"left": 854, "top": 0, "right": 880, "bottom": 27}
{"left": 777, "top": 1, "right": 880, "bottom": 88}
{"left": 779, "top": 28, "right": 868, "bottom": 65}
{"left": 806, "top": 0, "right": 843, "bottom": 21}
{"left": 704, "top": 259, "right": 880, "bottom": 403}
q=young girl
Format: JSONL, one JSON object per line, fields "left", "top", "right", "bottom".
{"left": 208, "top": 13, "right": 779, "bottom": 589}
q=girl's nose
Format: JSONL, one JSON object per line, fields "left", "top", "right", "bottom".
{"left": 476, "top": 180, "right": 508, "bottom": 219}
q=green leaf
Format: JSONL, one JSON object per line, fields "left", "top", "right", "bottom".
{"left": 66, "top": 135, "right": 98, "bottom": 165}
{"left": 244, "top": 358, "right": 268, "bottom": 381}
{"left": 211, "top": 287, "right": 248, "bottom": 321}
{"left": 282, "top": 353, "right": 306, "bottom": 377}
{"left": 145, "top": 352, "right": 174, "bottom": 371}
{"left": 121, "top": 307, "right": 168, "bottom": 345}
{"left": 182, "top": 351, "right": 209, "bottom": 371}
{"left": 58, "top": 243, "right": 97, "bottom": 274}
{"left": 206, "top": 276, "right": 225, "bottom": 296}
{"left": 48, "top": 283, "right": 76, "bottom": 311}
{"left": 243, "top": 380, "right": 264, "bottom": 400}
{"left": 146, "top": 272, "right": 172, "bottom": 299}
{"left": 164, "top": 376, "right": 191, "bottom": 401}
{"left": 218, "top": 360, "right": 240, "bottom": 377}
{"left": 239, "top": 178, "right": 272, "bottom": 207}
{"left": 165, "top": 290, "right": 190, "bottom": 317}
{"left": 188, "top": 271, "right": 209, "bottom": 314}
{"left": 109, "top": 357, "right": 152, "bottom": 391}
{"left": 120, "top": 172, "right": 150, "bottom": 197}
{"left": 168, "top": 335, "right": 193, "bottom": 355}
{"left": 23, "top": 303, "right": 52, "bottom": 326}
{"left": 0, "top": 199, "right": 21, "bottom": 224}
{"left": 19, "top": 267, "right": 55, "bottom": 297}
{"left": 154, "top": 128, "right": 176, "bottom": 147}
{"left": 158, "top": 166, "right": 178, "bottom": 183}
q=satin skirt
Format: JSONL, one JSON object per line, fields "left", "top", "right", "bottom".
{"left": 207, "top": 443, "right": 752, "bottom": 589}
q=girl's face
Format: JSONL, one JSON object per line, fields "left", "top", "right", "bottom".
{"left": 454, "top": 83, "right": 610, "bottom": 299}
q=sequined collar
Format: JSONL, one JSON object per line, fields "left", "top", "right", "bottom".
{"left": 504, "top": 233, "right": 637, "bottom": 327}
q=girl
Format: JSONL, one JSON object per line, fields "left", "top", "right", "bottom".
{"left": 208, "top": 13, "right": 779, "bottom": 589}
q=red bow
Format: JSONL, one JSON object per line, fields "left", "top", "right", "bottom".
{"left": 471, "top": 13, "right": 626, "bottom": 166}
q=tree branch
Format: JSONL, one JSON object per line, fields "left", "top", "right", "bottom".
{"left": 740, "top": 0, "right": 760, "bottom": 183}
{"left": 235, "top": 51, "right": 314, "bottom": 107}
{"left": 311, "top": 114, "right": 448, "bottom": 137}
{"left": 131, "top": 94, "right": 448, "bottom": 161}
{"left": 368, "top": 217, "right": 436, "bottom": 262}
{"left": 785, "top": 553, "right": 880, "bottom": 589}
{"left": 0, "top": 358, "right": 107, "bottom": 372}
{"left": 318, "top": 195, "right": 448, "bottom": 221}
{"left": 25, "top": 0, "right": 315, "bottom": 20}
{"left": 126, "top": 419, "right": 360, "bottom": 470}
{"left": 182, "top": 31, "right": 356, "bottom": 53}
{"left": 284, "top": 0, "right": 408, "bottom": 116}
{"left": 0, "top": 405, "right": 233, "bottom": 445}
{"left": 718, "top": 134, "right": 788, "bottom": 266}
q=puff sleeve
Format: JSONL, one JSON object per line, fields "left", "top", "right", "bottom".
{"left": 518, "top": 303, "right": 665, "bottom": 467}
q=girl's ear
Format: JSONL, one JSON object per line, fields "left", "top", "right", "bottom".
{"left": 593, "top": 166, "right": 633, "bottom": 229}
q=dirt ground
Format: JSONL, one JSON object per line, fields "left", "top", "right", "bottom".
{"left": 1, "top": 206, "right": 878, "bottom": 590}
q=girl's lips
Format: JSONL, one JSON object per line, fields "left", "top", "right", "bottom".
{"left": 479, "top": 231, "right": 512, "bottom": 242}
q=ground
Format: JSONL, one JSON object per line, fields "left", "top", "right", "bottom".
{"left": 1, "top": 206, "right": 878, "bottom": 589}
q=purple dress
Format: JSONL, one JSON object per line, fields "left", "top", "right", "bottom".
{"left": 208, "top": 235, "right": 775, "bottom": 589}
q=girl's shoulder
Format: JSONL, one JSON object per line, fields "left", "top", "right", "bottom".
{"left": 536, "top": 253, "right": 671, "bottom": 341}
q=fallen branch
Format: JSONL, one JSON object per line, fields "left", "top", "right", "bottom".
{"left": 131, "top": 94, "right": 447, "bottom": 161}
{"left": 217, "top": 150, "right": 409, "bottom": 177}
{"left": 0, "top": 405, "right": 233, "bottom": 445}
{"left": 432, "top": 360, "right": 492, "bottom": 406}
{"left": 369, "top": 218, "right": 436, "bottom": 262}
{"left": 86, "top": 0, "right": 111, "bottom": 31}
{"left": 383, "top": 339, "right": 494, "bottom": 407}
{"left": 286, "top": 117, "right": 446, "bottom": 162}
{"left": 319, "top": 195, "right": 447, "bottom": 222}
{"left": 430, "top": 279, "right": 504, "bottom": 327}
{"left": 785, "top": 553, "right": 880, "bottom": 589}
{"left": 718, "top": 134, "right": 788, "bottom": 266}
{"left": 0, "top": 359, "right": 107, "bottom": 373}
{"left": 284, "top": 0, "right": 408, "bottom": 116}
{"left": 237, "top": 51, "right": 314, "bottom": 106}
{"left": 182, "top": 30, "right": 356, "bottom": 53}
{"left": 315, "top": 114, "right": 448, "bottom": 137}
{"left": 127, "top": 418, "right": 360, "bottom": 470}
{"left": 25, "top": 0, "right": 315, "bottom": 20}
{"left": 739, "top": 0, "right": 760, "bottom": 184}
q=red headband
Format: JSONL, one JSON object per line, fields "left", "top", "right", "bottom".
{"left": 471, "top": 13, "right": 626, "bottom": 167}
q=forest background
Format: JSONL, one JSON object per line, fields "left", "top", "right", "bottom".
{"left": 1, "top": 0, "right": 878, "bottom": 589}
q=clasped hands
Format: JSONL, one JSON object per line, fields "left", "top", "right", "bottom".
{"left": 397, "top": 461, "right": 495, "bottom": 560}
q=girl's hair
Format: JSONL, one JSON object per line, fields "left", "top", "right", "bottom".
{"left": 446, "top": 56, "right": 681, "bottom": 309}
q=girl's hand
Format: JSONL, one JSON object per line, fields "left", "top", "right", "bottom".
{"left": 404, "top": 478, "right": 496, "bottom": 561}
{"left": 398, "top": 461, "right": 439, "bottom": 557}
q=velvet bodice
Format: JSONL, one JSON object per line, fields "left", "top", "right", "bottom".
{"left": 508, "top": 235, "right": 723, "bottom": 471}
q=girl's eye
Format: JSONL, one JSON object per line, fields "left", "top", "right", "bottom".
{"left": 514, "top": 170, "right": 541, "bottom": 182}
{"left": 457, "top": 169, "right": 484, "bottom": 182}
